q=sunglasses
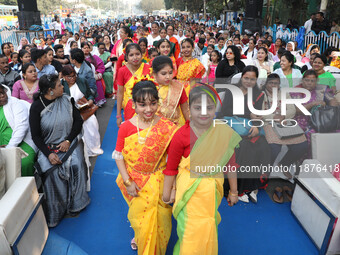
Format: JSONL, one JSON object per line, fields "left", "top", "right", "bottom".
{"left": 225, "top": 52, "right": 234, "bottom": 55}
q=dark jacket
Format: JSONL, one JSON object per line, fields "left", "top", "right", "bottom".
{"left": 77, "top": 62, "right": 97, "bottom": 97}
{"left": 62, "top": 77, "right": 95, "bottom": 101}
{"left": 0, "top": 69, "right": 21, "bottom": 90}
{"left": 312, "top": 19, "right": 331, "bottom": 34}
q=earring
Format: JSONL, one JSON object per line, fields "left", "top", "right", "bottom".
{"left": 50, "top": 91, "right": 54, "bottom": 96}
{"left": 132, "top": 104, "right": 135, "bottom": 110}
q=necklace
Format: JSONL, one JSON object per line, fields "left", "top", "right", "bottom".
{"left": 39, "top": 96, "right": 52, "bottom": 112}
{"left": 136, "top": 116, "right": 155, "bottom": 144}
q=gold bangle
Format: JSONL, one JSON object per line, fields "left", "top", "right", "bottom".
{"left": 229, "top": 190, "right": 238, "bottom": 197}
{"left": 124, "top": 177, "right": 133, "bottom": 187}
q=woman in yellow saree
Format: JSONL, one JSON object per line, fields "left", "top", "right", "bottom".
{"left": 152, "top": 56, "right": 190, "bottom": 127}
{"left": 163, "top": 85, "right": 241, "bottom": 255}
{"left": 116, "top": 43, "right": 151, "bottom": 126}
{"left": 176, "top": 38, "right": 205, "bottom": 97}
{"left": 113, "top": 80, "right": 178, "bottom": 254}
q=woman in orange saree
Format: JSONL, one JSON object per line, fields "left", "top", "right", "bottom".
{"left": 113, "top": 81, "right": 178, "bottom": 254}
{"left": 152, "top": 56, "right": 189, "bottom": 126}
{"left": 116, "top": 43, "right": 151, "bottom": 127}
{"left": 176, "top": 38, "right": 205, "bottom": 96}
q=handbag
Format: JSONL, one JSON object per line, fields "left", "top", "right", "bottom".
{"left": 264, "top": 91, "right": 304, "bottom": 139}
{"left": 224, "top": 116, "right": 265, "bottom": 137}
{"left": 273, "top": 121, "right": 304, "bottom": 139}
{"left": 310, "top": 105, "right": 340, "bottom": 133}
{"left": 78, "top": 97, "right": 98, "bottom": 121}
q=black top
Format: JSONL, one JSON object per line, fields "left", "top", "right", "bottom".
{"left": 51, "top": 59, "right": 63, "bottom": 73}
{"left": 29, "top": 95, "right": 83, "bottom": 158}
{"left": 216, "top": 86, "right": 264, "bottom": 120}
{"left": 301, "top": 65, "right": 308, "bottom": 74}
{"left": 215, "top": 59, "right": 246, "bottom": 82}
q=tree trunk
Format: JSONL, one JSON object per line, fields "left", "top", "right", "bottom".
{"left": 320, "top": 0, "right": 328, "bottom": 14}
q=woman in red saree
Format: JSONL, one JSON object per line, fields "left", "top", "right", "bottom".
{"left": 113, "top": 81, "right": 178, "bottom": 254}
{"left": 116, "top": 43, "right": 151, "bottom": 127}
{"left": 111, "top": 26, "right": 131, "bottom": 95}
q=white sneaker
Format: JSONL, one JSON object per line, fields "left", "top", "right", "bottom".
{"left": 238, "top": 194, "right": 249, "bottom": 203}
{"left": 249, "top": 190, "right": 258, "bottom": 203}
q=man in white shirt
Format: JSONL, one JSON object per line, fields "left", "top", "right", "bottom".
{"left": 304, "top": 13, "right": 315, "bottom": 33}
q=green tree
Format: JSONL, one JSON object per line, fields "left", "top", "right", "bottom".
{"left": 0, "top": 0, "right": 16, "bottom": 5}
{"left": 164, "top": 0, "right": 173, "bottom": 10}
{"left": 37, "top": 0, "right": 61, "bottom": 15}
{"left": 138, "top": 0, "right": 165, "bottom": 14}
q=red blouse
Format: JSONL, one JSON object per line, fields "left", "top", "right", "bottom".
{"left": 115, "top": 120, "right": 142, "bottom": 152}
{"left": 163, "top": 121, "right": 238, "bottom": 175}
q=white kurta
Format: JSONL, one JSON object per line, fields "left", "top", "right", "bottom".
{"left": 3, "top": 96, "right": 36, "bottom": 151}
{"left": 69, "top": 84, "right": 103, "bottom": 157}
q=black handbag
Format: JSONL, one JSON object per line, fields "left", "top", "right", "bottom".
{"left": 310, "top": 105, "right": 340, "bottom": 132}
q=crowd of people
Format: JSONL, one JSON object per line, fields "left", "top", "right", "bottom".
{"left": 1, "top": 14, "right": 340, "bottom": 254}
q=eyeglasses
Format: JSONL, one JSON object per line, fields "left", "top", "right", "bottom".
{"left": 66, "top": 75, "right": 76, "bottom": 79}
{"left": 225, "top": 52, "right": 233, "bottom": 55}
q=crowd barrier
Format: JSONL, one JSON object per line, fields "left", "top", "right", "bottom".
{"left": 0, "top": 29, "right": 56, "bottom": 50}
{"left": 263, "top": 25, "right": 340, "bottom": 53}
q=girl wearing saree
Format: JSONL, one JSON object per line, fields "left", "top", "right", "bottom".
{"left": 152, "top": 56, "right": 189, "bottom": 126}
{"left": 138, "top": 37, "right": 149, "bottom": 63}
{"left": 176, "top": 38, "right": 205, "bottom": 96}
{"left": 98, "top": 42, "right": 114, "bottom": 97}
{"left": 81, "top": 42, "right": 106, "bottom": 106}
{"left": 0, "top": 84, "right": 36, "bottom": 176}
{"left": 153, "top": 39, "right": 177, "bottom": 77}
{"left": 111, "top": 26, "right": 130, "bottom": 59}
{"left": 163, "top": 85, "right": 240, "bottom": 255}
{"left": 29, "top": 74, "right": 90, "bottom": 227}
{"left": 116, "top": 43, "right": 151, "bottom": 126}
{"left": 113, "top": 81, "right": 178, "bottom": 254}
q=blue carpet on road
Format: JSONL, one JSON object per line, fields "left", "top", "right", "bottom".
{"left": 49, "top": 103, "right": 318, "bottom": 255}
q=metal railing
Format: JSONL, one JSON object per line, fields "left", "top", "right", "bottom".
{"left": 263, "top": 25, "right": 340, "bottom": 53}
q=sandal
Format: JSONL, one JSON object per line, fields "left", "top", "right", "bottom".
{"left": 283, "top": 186, "right": 293, "bottom": 202}
{"left": 131, "top": 237, "right": 137, "bottom": 251}
{"left": 273, "top": 187, "right": 284, "bottom": 204}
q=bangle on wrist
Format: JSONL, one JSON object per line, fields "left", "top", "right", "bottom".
{"left": 124, "top": 177, "right": 133, "bottom": 187}
{"left": 65, "top": 140, "right": 70, "bottom": 144}
{"left": 162, "top": 198, "right": 171, "bottom": 204}
{"left": 229, "top": 190, "right": 238, "bottom": 197}
{"left": 116, "top": 115, "right": 122, "bottom": 119}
